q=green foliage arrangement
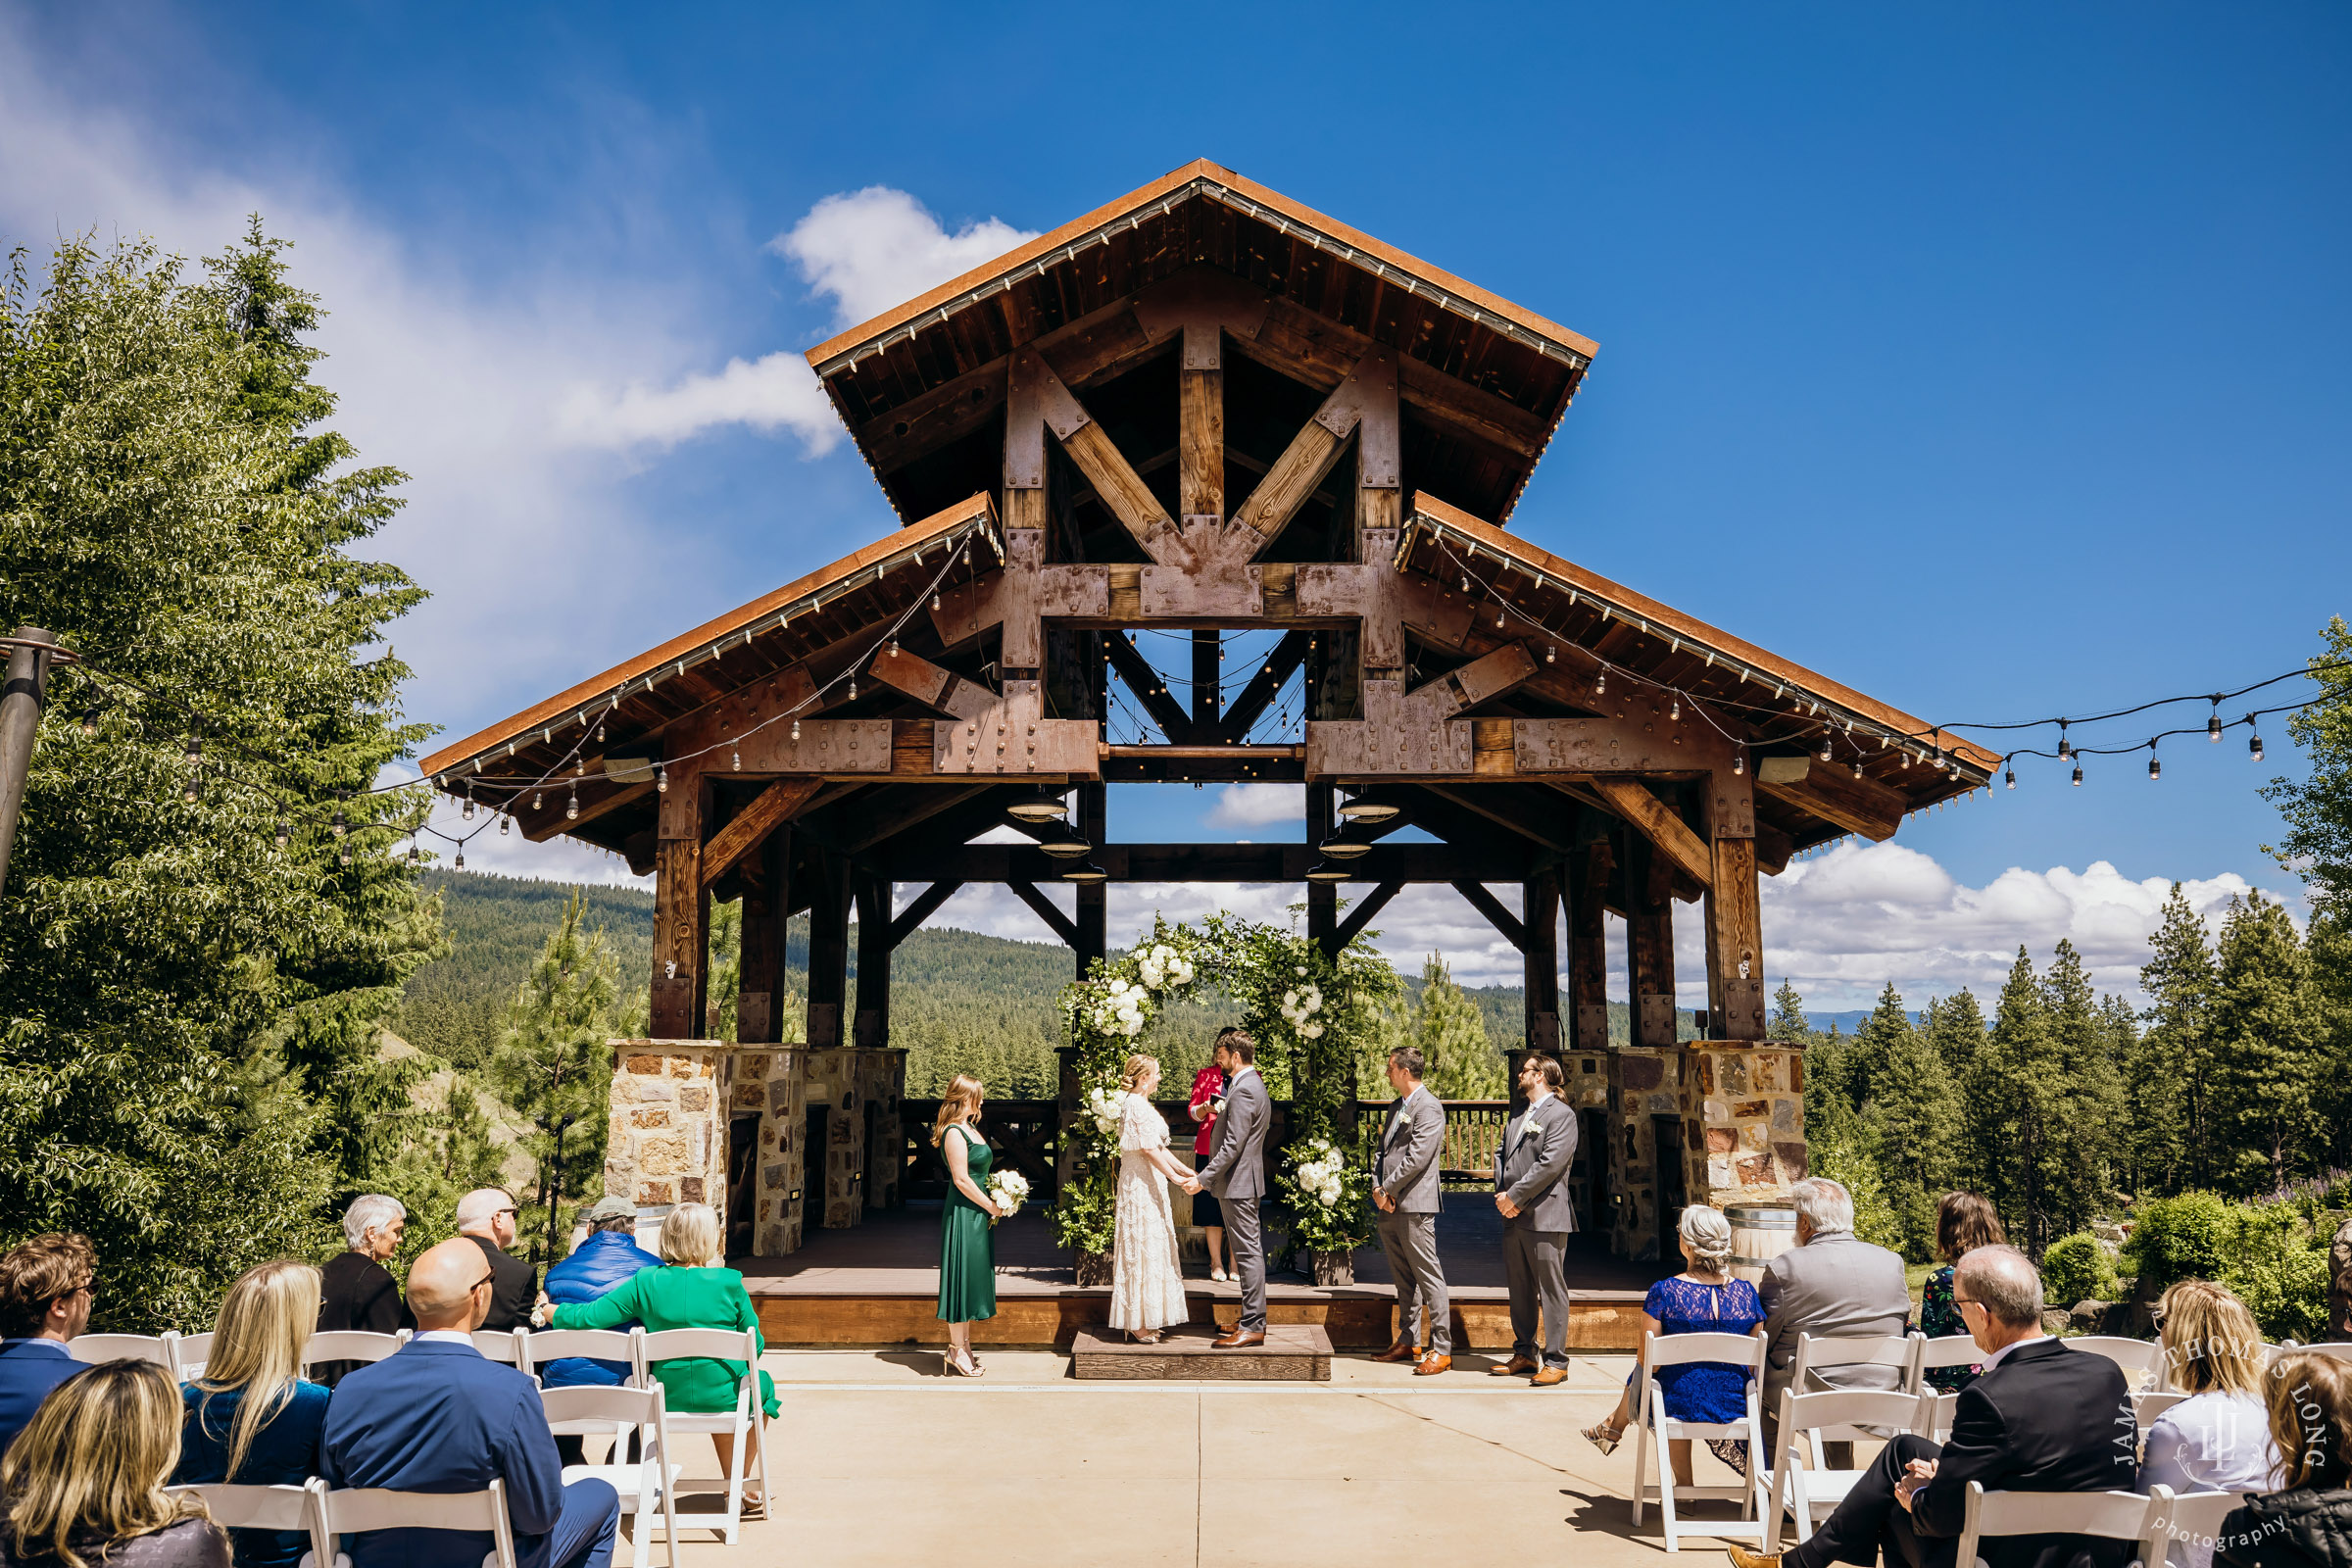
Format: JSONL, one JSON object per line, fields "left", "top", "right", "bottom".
{"left": 2039, "top": 1232, "right": 2122, "bottom": 1308}
{"left": 2125, "top": 1191, "right": 2330, "bottom": 1342}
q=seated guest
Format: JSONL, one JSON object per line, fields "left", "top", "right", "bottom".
{"left": 0, "top": 1235, "right": 97, "bottom": 1458}
{"left": 1917, "top": 1192, "right": 2006, "bottom": 1393}
{"left": 1582, "top": 1205, "right": 1764, "bottom": 1485}
{"left": 545, "top": 1203, "right": 776, "bottom": 1513}
{"left": 1759, "top": 1177, "right": 1912, "bottom": 1459}
{"left": 457, "top": 1190, "right": 537, "bottom": 1335}
{"left": 1, "top": 1359, "right": 228, "bottom": 1567}
{"left": 172, "top": 1260, "right": 330, "bottom": 1568}
{"left": 2219, "top": 1351, "right": 2352, "bottom": 1567}
{"left": 316, "top": 1195, "right": 412, "bottom": 1389}
{"left": 2139, "top": 1279, "right": 2278, "bottom": 1568}
{"left": 1728, "top": 1244, "right": 2136, "bottom": 1568}
{"left": 539, "top": 1197, "right": 660, "bottom": 1466}
{"left": 322, "top": 1239, "right": 617, "bottom": 1568}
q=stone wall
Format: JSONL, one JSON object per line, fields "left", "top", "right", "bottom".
{"left": 1679, "top": 1042, "right": 1807, "bottom": 1209}
{"left": 1607, "top": 1046, "right": 1683, "bottom": 1260}
{"left": 606, "top": 1041, "right": 731, "bottom": 1213}
{"left": 803, "top": 1047, "right": 868, "bottom": 1229}
{"left": 734, "top": 1048, "right": 808, "bottom": 1257}
{"left": 856, "top": 1049, "right": 906, "bottom": 1210}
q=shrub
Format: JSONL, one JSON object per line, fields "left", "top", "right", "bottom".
{"left": 2122, "top": 1191, "right": 2330, "bottom": 1341}
{"left": 2125, "top": 1193, "right": 2234, "bottom": 1292}
{"left": 2230, "top": 1241, "right": 2330, "bottom": 1344}
{"left": 2042, "top": 1232, "right": 2122, "bottom": 1307}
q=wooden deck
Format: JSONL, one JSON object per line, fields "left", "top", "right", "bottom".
{"left": 735, "top": 1193, "right": 1670, "bottom": 1349}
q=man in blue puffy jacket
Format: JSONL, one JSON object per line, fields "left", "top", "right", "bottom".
{"left": 539, "top": 1197, "right": 660, "bottom": 1464}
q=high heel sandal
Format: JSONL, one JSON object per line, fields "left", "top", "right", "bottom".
{"left": 1581, "top": 1422, "right": 1623, "bottom": 1457}
{"left": 1130, "top": 1329, "right": 1162, "bottom": 1345}
{"left": 946, "top": 1348, "right": 981, "bottom": 1377}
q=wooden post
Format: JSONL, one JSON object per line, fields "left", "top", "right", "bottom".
{"left": 1192, "top": 630, "right": 1220, "bottom": 736}
{"left": 1180, "top": 320, "right": 1223, "bottom": 526}
{"left": 0, "top": 627, "right": 54, "bottom": 899}
{"left": 805, "top": 850, "right": 852, "bottom": 1050}
{"left": 1522, "top": 866, "right": 1562, "bottom": 1053}
{"left": 1703, "top": 835, "right": 1767, "bottom": 1041}
{"left": 1567, "top": 841, "right": 1611, "bottom": 1054}
{"left": 649, "top": 775, "right": 710, "bottom": 1039}
{"left": 1627, "top": 839, "right": 1679, "bottom": 1049}
{"left": 1306, "top": 781, "right": 1338, "bottom": 956}
{"left": 1074, "top": 783, "right": 1106, "bottom": 977}
{"left": 736, "top": 826, "right": 792, "bottom": 1044}
{"left": 854, "top": 870, "right": 893, "bottom": 1049}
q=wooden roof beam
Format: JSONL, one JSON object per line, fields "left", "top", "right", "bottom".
{"left": 1011, "top": 348, "right": 1192, "bottom": 570}
{"left": 1331, "top": 880, "right": 1403, "bottom": 950}
{"left": 1006, "top": 879, "right": 1080, "bottom": 948}
{"left": 701, "top": 779, "right": 824, "bottom": 889}
{"left": 1231, "top": 346, "right": 1396, "bottom": 548}
{"left": 1754, "top": 758, "right": 1906, "bottom": 843}
{"left": 1585, "top": 777, "right": 1713, "bottom": 889}
{"left": 1451, "top": 879, "right": 1527, "bottom": 953}
{"left": 888, "top": 881, "right": 965, "bottom": 948}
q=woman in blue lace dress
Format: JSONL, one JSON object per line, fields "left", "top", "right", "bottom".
{"left": 1582, "top": 1205, "right": 1764, "bottom": 1484}
{"left": 1918, "top": 1191, "right": 2005, "bottom": 1393}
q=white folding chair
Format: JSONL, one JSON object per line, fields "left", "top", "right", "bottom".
{"left": 1916, "top": 1391, "right": 1960, "bottom": 1443}
{"left": 472, "top": 1329, "right": 531, "bottom": 1370}
{"left": 1789, "top": 1331, "right": 1921, "bottom": 1400}
{"left": 2066, "top": 1336, "right": 2166, "bottom": 1391}
{"left": 1757, "top": 1387, "right": 1924, "bottom": 1544}
{"left": 2284, "top": 1342, "right": 2352, "bottom": 1368}
{"left": 2134, "top": 1389, "right": 2191, "bottom": 1428}
{"left": 543, "top": 1383, "right": 679, "bottom": 1568}
{"left": 318, "top": 1478, "right": 517, "bottom": 1568}
{"left": 1956, "top": 1482, "right": 2155, "bottom": 1568}
{"left": 67, "top": 1333, "right": 174, "bottom": 1368}
{"left": 170, "top": 1479, "right": 332, "bottom": 1568}
{"left": 521, "top": 1328, "right": 646, "bottom": 1390}
{"left": 2143, "top": 1484, "right": 2249, "bottom": 1568}
{"left": 1627, "top": 1330, "right": 1768, "bottom": 1552}
{"left": 301, "top": 1330, "right": 406, "bottom": 1376}
{"left": 171, "top": 1331, "right": 214, "bottom": 1384}
{"left": 639, "top": 1327, "right": 766, "bottom": 1546}
{"left": 1915, "top": 1334, "right": 1982, "bottom": 1393}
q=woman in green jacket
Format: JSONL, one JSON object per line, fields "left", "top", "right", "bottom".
{"left": 545, "top": 1202, "right": 777, "bottom": 1507}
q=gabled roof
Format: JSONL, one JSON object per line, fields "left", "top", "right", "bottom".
{"left": 806, "top": 160, "right": 1597, "bottom": 528}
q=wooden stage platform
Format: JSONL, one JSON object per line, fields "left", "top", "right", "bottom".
{"left": 736, "top": 1194, "right": 1670, "bottom": 1350}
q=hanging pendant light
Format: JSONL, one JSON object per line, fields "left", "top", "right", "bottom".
{"left": 1317, "top": 833, "right": 1371, "bottom": 860}
{"left": 1061, "top": 861, "right": 1108, "bottom": 885}
{"left": 1037, "top": 827, "right": 1091, "bottom": 858}
{"left": 1338, "top": 796, "right": 1400, "bottom": 824}
{"left": 1007, "top": 785, "right": 1068, "bottom": 823}
{"left": 1304, "top": 860, "right": 1352, "bottom": 883}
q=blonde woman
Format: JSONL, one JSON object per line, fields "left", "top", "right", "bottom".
{"left": 931, "top": 1075, "right": 1001, "bottom": 1376}
{"left": 2136, "top": 1280, "right": 2278, "bottom": 1567}
{"left": 172, "top": 1260, "right": 328, "bottom": 1568}
{"left": 1108, "top": 1056, "right": 1191, "bottom": 1345}
{"left": 548, "top": 1203, "right": 775, "bottom": 1513}
{"left": 1, "top": 1359, "right": 227, "bottom": 1567}
{"left": 1581, "top": 1204, "right": 1764, "bottom": 1484}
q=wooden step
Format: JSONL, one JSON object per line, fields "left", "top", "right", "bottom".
{"left": 1069, "top": 1324, "right": 1332, "bottom": 1381}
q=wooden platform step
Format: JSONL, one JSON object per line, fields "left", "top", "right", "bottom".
{"left": 1070, "top": 1324, "right": 1333, "bottom": 1381}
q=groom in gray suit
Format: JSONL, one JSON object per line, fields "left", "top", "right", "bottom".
{"left": 1372, "top": 1047, "right": 1451, "bottom": 1374}
{"left": 1184, "top": 1028, "right": 1270, "bottom": 1348}
{"left": 1492, "top": 1053, "right": 1578, "bottom": 1386}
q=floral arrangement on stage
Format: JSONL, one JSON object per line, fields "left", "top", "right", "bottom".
{"left": 1278, "top": 1134, "right": 1375, "bottom": 1255}
{"left": 1048, "top": 910, "right": 1398, "bottom": 1262}
{"left": 986, "top": 1169, "right": 1029, "bottom": 1220}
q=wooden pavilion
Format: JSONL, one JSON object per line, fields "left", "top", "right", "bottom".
{"left": 419, "top": 160, "right": 1995, "bottom": 1267}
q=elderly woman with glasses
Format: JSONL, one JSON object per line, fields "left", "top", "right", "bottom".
{"left": 314, "top": 1195, "right": 414, "bottom": 1389}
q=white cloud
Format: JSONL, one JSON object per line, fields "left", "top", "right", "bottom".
{"left": 770, "top": 187, "right": 1038, "bottom": 329}
{"left": 1206, "top": 782, "right": 1305, "bottom": 829}
{"left": 556, "top": 350, "right": 841, "bottom": 456}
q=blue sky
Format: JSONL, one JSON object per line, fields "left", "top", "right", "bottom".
{"left": 4, "top": 3, "right": 2346, "bottom": 1004}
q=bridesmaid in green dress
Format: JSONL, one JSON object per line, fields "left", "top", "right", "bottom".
{"left": 935, "top": 1073, "right": 1003, "bottom": 1376}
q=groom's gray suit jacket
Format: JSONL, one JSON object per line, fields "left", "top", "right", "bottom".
{"left": 1195, "top": 1067, "right": 1269, "bottom": 1200}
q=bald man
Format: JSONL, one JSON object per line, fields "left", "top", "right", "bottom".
{"left": 457, "top": 1187, "right": 537, "bottom": 1333}
{"left": 323, "top": 1239, "right": 618, "bottom": 1568}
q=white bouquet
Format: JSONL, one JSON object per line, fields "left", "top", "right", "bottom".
{"left": 1292, "top": 1138, "right": 1346, "bottom": 1209}
{"left": 1279, "top": 981, "right": 1326, "bottom": 1041}
{"left": 1085, "top": 1085, "right": 1126, "bottom": 1138}
{"left": 1084, "top": 977, "right": 1149, "bottom": 1039}
{"left": 1136, "top": 942, "right": 1194, "bottom": 992}
{"left": 986, "top": 1169, "right": 1030, "bottom": 1218}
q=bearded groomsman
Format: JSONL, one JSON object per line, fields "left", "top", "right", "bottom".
{"left": 1371, "top": 1048, "right": 1451, "bottom": 1375}
{"left": 1492, "top": 1053, "right": 1578, "bottom": 1387}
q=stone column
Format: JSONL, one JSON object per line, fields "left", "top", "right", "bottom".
{"left": 1680, "top": 1041, "right": 1807, "bottom": 1209}
{"left": 735, "top": 1048, "right": 808, "bottom": 1257}
{"left": 1606, "top": 1046, "right": 1682, "bottom": 1260}
{"left": 605, "top": 1041, "right": 731, "bottom": 1215}
{"left": 803, "top": 1047, "right": 868, "bottom": 1229}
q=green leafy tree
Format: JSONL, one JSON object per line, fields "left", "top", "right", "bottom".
{"left": 487, "top": 893, "right": 618, "bottom": 1265}
{"left": 1847, "top": 981, "right": 1915, "bottom": 1110}
{"left": 1923, "top": 990, "right": 1987, "bottom": 1082}
{"left": 1770, "top": 978, "right": 1812, "bottom": 1041}
{"left": 1414, "top": 955, "right": 1505, "bottom": 1099}
{"left": 2263, "top": 617, "right": 2352, "bottom": 908}
{"left": 705, "top": 899, "right": 742, "bottom": 1042}
{"left": 2133, "top": 886, "right": 2214, "bottom": 1193}
{"left": 2207, "top": 893, "right": 2321, "bottom": 1195}
{"left": 1804, "top": 1021, "right": 1861, "bottom": 1154}
{"left": 1863, "top": 1022, "right": 1963, "bottom": 1258}
{"left": 0, "top": 227, "right": 436, "bottom": 1327}
{"left": 1966, "top": 948, "right": 2066, "bottom": 1255}
{"left": 2042, "top": 941, "right": 2128, "bottom": 1228}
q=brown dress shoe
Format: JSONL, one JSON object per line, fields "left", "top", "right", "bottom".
{"left": 1212, "top": 1329, "right": 1266, "bottom": 1348}
{"left": 1724, "top": 1544, "right": 1782, "bottom": 1568}
{"left": 1371, "top": 1337, "right": 1419, "bottom": 1364}
{"left": 1489, "top": 1355, "right": 1538, "bottom": 1377}
{"left": 1529, "top": 1366, "right": 1568, "bottom": 1387}
{"left": 1412, "top": 1352, "right": 1452, "bottom": 1376}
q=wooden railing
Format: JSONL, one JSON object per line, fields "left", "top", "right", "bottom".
{"left": 1436, "top": 1100, "right": 1509, "bottom": 1186}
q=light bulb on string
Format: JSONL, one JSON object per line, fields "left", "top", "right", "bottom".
{"left": 2208, "top": 701, "right": 2223, "bottom": 743}
{"left": 2073, "top": 763, "right": 2084, "bottom": 787}
{"left": 791, "top": 719, "right": 801, "bottom": 742}
{"left": 1818, "top": 734, "right": 1833, "bottom": 762}
{"left": 79, "top": 704, "right": 101, "bottom": 738}
{"left": 1669, "top": 696, "right": 1681, "bottom": 721}
{"left": 1593, "top": 670, "right": 1606, "bottom": 696}
{"left": 500, "top": 813, "right": 511, "bottom": 836}
{"left": 1544, "top": 645, "right": 1555, "bottom": 664}
{"left": 182, "top": 773, "right": 200, "bottom": 805}
{"left": 2057, "top": 721, "right": 2072, "bottom": 761}
{"left": 889, "top": 637, "right": 899, "bottom": 657}
{"left": 2148, "top": 743, "right": 2161, "bottom": 781}
{"left": 1494, "top": 609, "right": 1505, "bottom": 629}
{"left": 731, "top": 748, "right": 741, "bottom": 771}
{"left": 1851, "top": 759, "right": 1863, "bottom": 779}
{"left": 1733, "top": 750, "right": 1745, "bottom": 776}
{"left": 462, "top": 782, "right": 475, "bottom": 820}
{"left": 932, "top": 593, "right": 942, "bottom": 612}
{"left": 331, "top": 811, "right": 347, "bottom": 839}
{"left": 339, "top": 845, "right": 351, "bottom": 866}
{"left": 455, "top": 848, "right": 466, "bottom": 870}
{"left": 182, "top": 736, "right": 200, "bottom": 767}
{"left": 2250, "top": 727, "right": 2265, "bottom": 762}
{"left": 273, "top": 819, "right": 289, "bottom": 851}
{"left": 656, "top": 764, "right": 669, "bottom": 794}
{"left": 532, "top": 791, "right": 543, "bottom": 812}
{"left": 2005, "top": 765, "right": 2016, "bottom": 790}
{"left": 849, "top": 676, "right": 858, "bottom": 699}
{"left": 566, "top": 784, "right": 579, "bottom": 821}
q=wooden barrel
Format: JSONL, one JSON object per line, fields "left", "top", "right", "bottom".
{"left": 1727, "top": 1204, "right": 1798, "bottom": 1284}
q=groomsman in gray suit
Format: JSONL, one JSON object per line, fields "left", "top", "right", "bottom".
{"left": 1492, "top": 1053, "right": 1579, "bottom": 1386}
{"left": 1372, "top": 1047, "right": 1451, "bottom": 1374}
{"left": 1185, "top": 1029, "right": 1271, "bottom": 1348}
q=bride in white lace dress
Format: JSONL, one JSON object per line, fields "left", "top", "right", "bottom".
{"left": 1108, "top": 1055, "right": 1193, "bottom": 1343}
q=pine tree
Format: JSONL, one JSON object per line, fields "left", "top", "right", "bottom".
{"left": 1968, "top": 948, "right": 2066, "bottom": 1255}
{"left": 2139, "top": 884, "right": 2216, "bottom": 1192}
{"left": 0, "top": 227, "right": 437, "bottom": 1326}
{"left": 488, "top": 893, "right": 618, "bottom": 1265}
{"left": 1415, "top": 955, "right": 1505, "bottom": 1099}
{"left": 1771, "top": 979, "right": 1812, "bottom": 1041}
{"left": 2043, "top": 940, "right": 2127, "bottom": 1232}
{"left": 1805, "top": 1021, "right": 1861, "bottom": 1154}
{"left": 1848, "top": 982, "right": 1916, "bottom": 1112}
{"left": 704, "top": 899, "right": 742, "bottom": 1042}
{"left": 1863, "top": 1020, "right": 1963, "bottom": 1259}
{"left": 2207, "top": 893, "right": 2321, "bottom": 1195}
{"left": 2263, "top": 618, "right": 2352, "bottom": 909}
{"left": 1924, "top": 990, "right": 1988, "bottom": 1083}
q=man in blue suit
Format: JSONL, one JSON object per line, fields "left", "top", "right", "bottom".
{"left": 323, "top": 1238, "right": 618, "bottom": 1568}
{"left": 0, "top": 1233, "right": 97, "bottom": 1456}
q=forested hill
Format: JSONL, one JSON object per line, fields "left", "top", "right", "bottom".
{"left": 395, "top": 869, "right": 1683, "bottom": 1098}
